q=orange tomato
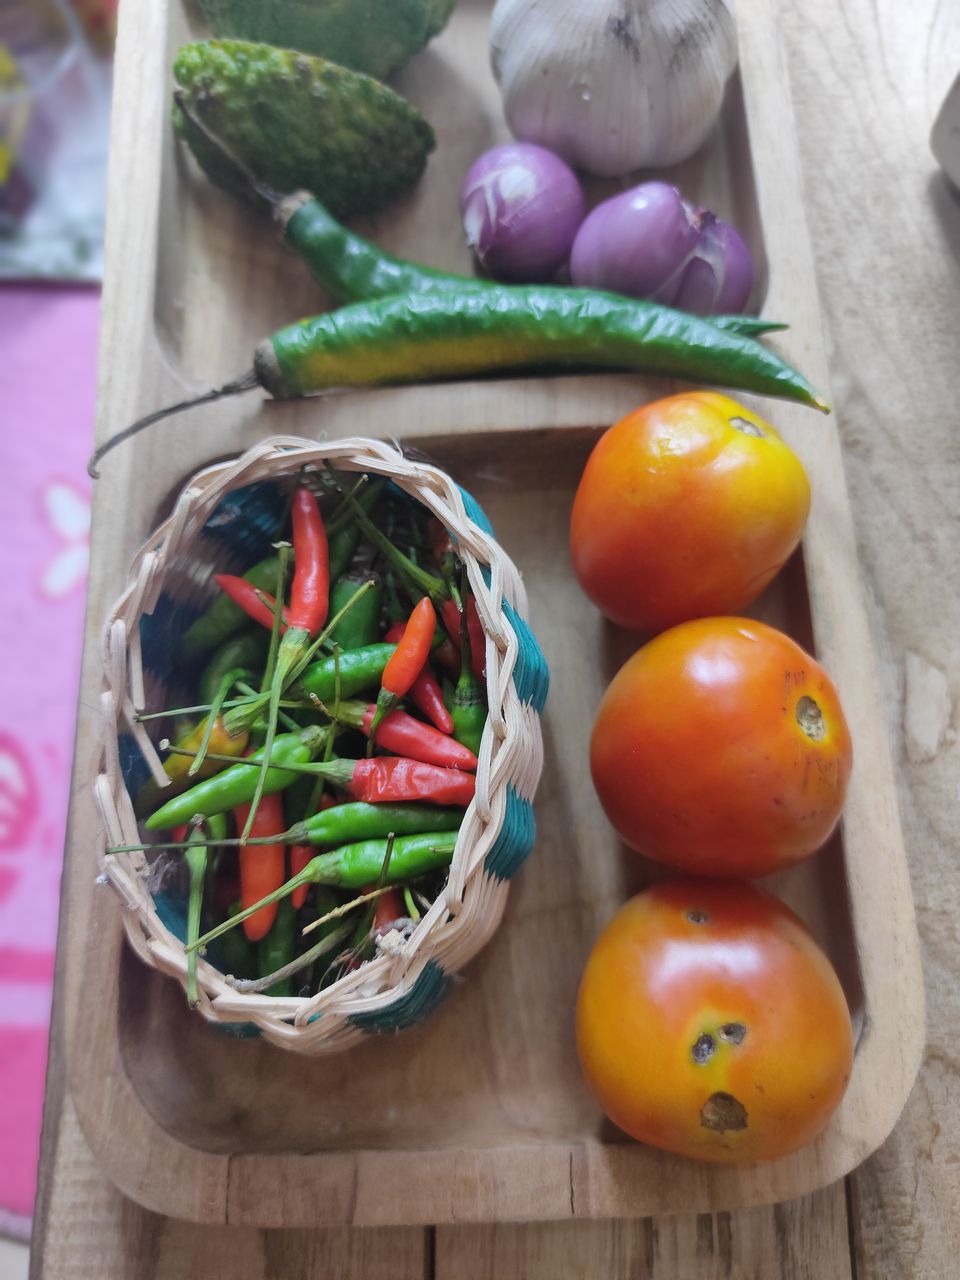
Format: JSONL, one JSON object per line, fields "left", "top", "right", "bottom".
{"left": 590, "top": 617, "right": 852, "bottom": 876}
{"left": 576, "top": 879, "right": 854, "bottom": 1163}
{"left": 570, "top": 392, "right": 810, "bottom": 633}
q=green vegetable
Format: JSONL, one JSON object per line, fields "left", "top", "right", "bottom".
{"left": 301, "top": 830, "right": 459, "bottom": 889}
{"left": 198, "top": 631, "right": 269, "bottom": 705}
{"left": 290, "top": 801, "right": 465, "bottom": 846}
{"left": 280, "top": 192, "right": 788, "bottom": 340}
{"left": 451, "top": 636, "right": 486, "bottom": 758}
{"left": 326, "top": 478, "right": 385, "bottom": 581}
{"left": 181, "top": 556, "right": 282, "bottom": 660}
{"left": 188, "top": 831, "right": 460, "bottom": 952}
{"left": 196, "top": 0, "right": 457, "bottom": 79}
{"left": 256, "top": 897, "right": 297, "bottom": 996}
{"left": 297, "top": 642, "right": 396, "bottom": 703}
{"left": 217, "top": 901, "right": 258, "bottom": 979}
{"left": 255, "top": 290, "right": 827, "bottom": 411}
{"left": 328, "top": 572, "right": 382, "bottom": 651}
{"left": 146, "top": 726, "right": 327, "bottom": 830}
{"left": 172, "top": 41, "right": 435, "bottom": 219}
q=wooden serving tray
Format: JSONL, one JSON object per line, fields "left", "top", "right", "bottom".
{"left": 63, "top": 0, "right": 923, "bottom": 1227}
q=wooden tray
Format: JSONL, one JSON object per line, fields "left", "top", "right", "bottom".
{"left": 63, "top": 0, "right": 923, "bottom": 1227}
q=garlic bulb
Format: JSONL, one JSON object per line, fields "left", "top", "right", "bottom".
{"left": 490, "top": 0, "right": 738, "bottom": 177}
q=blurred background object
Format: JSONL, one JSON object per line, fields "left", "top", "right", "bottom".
{"left": 0, "top": 0, "right": 112, "bottom": 280}
{"left": 931, "top": 72, "right": 960, "bottom": 188}
{"left": 0, "top": 0, "right": 112, "bottom": 1259}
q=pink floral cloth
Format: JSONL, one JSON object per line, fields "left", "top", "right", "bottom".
{"left": 0, "top": 285, "right": 96, "bottom": 1235}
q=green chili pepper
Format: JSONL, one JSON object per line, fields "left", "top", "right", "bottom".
{"left": 326, "top": 477, "right": 386, "bottom": 581}
{"left": 146, "top": 725, "right": 327, "bottom": 830}
{"left": 89, "top": 284, "right": 826, "bottom": 478}
{"left": 293, "top": 829, "right": 458, "bottom": 890}
{"left": 280, "top": 193, "right": 786, "bottom": 340}
{"left": 256, "top": 896, "right": 297, "bottom": 997}
{"left": 189, "top": 831, "right": 459, "bottom": 952}
{"left": 451, "top": 614, "right": 486, "bottom": 759}
{"left": 216, "top": 901, "right": 258, "bottom": 980}
{"left": 297, "top": 642, "right": 396, "bottom": 703}
{"left": 289, "top": 801, "right": 464, "bottom": 847}
{"left": 251, "top": 291, "right": 826, "bottom": 412}
{"left": 180, "top": 556, "right": 285, "bottom": 660}
{"left": 206, "top": 811, "right": 229, "bottom": 843}
{"left": 198, "top": 631, "right": 269, "bottom": 705}
{"left": 281, "top": 192, "right": 477, "bottom": 305}
{"left": 329, "top": 572, "right": 383, "bottom": 650}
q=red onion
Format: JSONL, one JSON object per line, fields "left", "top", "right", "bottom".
{"left": 460, "top": 143, "right": 586, "bottom": 283}
{"left": 569, "top": 182, "right": 754, "bottom": 315}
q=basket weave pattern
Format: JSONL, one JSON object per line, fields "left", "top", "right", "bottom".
{"left": 94, "top": 436, "right": 546, "bottom": 1055}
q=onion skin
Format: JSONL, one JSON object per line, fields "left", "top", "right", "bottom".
{"left": 569, "top": 182, "right": 754, "bottom": 315}
{"left": 460, "top": 142, "right": 585, "bottom": 282}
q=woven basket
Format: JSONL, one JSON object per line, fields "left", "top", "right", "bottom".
{"left": 95, "top": 435, "right": 548, "bottom": 1055}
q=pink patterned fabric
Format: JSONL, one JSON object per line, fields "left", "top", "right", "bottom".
{"left": 0, "top": 285, "right": 96, "bottom": 1233}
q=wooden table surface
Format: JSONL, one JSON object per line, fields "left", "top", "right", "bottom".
{"left": 30, "top": 0, "right": 960, "bottom": 1275}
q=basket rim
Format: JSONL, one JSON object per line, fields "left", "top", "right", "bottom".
{"left": 94, "top": 434, "right": 545, "bottom": 1053}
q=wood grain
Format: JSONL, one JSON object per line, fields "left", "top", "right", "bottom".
{"left": 780, "top": 0, "right": 960, "bottom": 1277}
{"left": 30, "top": 0, "right": 960, "bottom": 1273}
{"left": 54, "top": 0, "right": 922, "bottom": 1230}
{"left": 435, "top": 1184, "right": 852, "bottom": 1280}
{"left": 35, "top": 1100, "right": 428, "bottom": 1280}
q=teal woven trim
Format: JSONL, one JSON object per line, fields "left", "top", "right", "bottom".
{"left": 501, "top": 598, "right": 550, "bottom": 712}
{"left": 484, "top": 785, "right": 537, "bottom": 881}
{"left": 350, "top": 959, "right": 452, "bottom": 1034}
{"left": 457, "top": 485, "right": 495, "bottom": 537}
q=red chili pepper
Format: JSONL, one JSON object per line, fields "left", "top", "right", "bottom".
{"left": 374, "top": 886, "right": 406, "bottom": 933}
{"left": 440, "top": 599, "right": 462, "bottom": 651}
{"left": 466, "top": 596, "right": 487, "bottom": 681}
{"left": 233, "top": 792, "right": 286, "bottom": 941}
{"left": 312, "top": 756, "right": 475, "bottom": 807}
{"left": 288, "top": 487, "right": 329, "bottom": 636}
{"left": 384, "top": 621, "right": 454, "bottom": 734}
{"left": 430, "top": 518, "right": 455, "bottom": 563}
{"left": 357, "top": 702, "right": 476, "bottom": 770}
{"left": 289, "top": 846, "right": 311, "bottom": 909}
{"left": 214, "top": 574, "right": 289, "bottom": 634}
{"left": 290, "top": 794, "right": 336, "bottom": 909}
{"left": 441, "top": 597, "right": 485, "bottom": 681}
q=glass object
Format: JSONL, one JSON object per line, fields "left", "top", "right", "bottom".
{"left": 0, "top": 0, "right": 80, "bottom": 205}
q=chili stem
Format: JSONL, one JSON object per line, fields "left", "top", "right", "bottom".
{"left": 260, "top": 544, "right": 290, "bottom": 693}
{"left": 305, "top": 645, "right": 341, "bottom": 814}
{"left": 325, "top": 474, "right": 386, "bottom": 537}
{"left": 235, "top": 681, "right": 302, "bottom": 734}
{"left": 185, "top": 826, "right": 206, "bottom": 1005}
{"left": 300, "top": 886, "right": 396, "bottom": 937}
{"left": 226, "top": 578, "right": 377, "bottom": 735}
{"left": 323, "top": 464, "right": 447, "bottom": 604}
{"left": 136, "top": 697, "right": 306, "bottom": 722}
{"left": 160, "top": 740, "right": 335, "bottom": 775}
{"left": 403, "top": 885, "right": 420, "bottom": 921}
{"left": 377, "top": 832, "right": 396, "bottom": 887}
{"left": 240, "top": 548, "right": 294, "bottom": 839}
{"left": 188, "top": 881, "right": 394, "bottom": 953}
{"left": 188, "top": 670, "right": 243, "bottom": 776}
{"left": 226, "top": 921, "right": 352, "bottom": 994}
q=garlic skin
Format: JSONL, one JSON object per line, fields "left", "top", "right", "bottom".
{"left": 490, "top": 0, "right": 738, "bottom": 177}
